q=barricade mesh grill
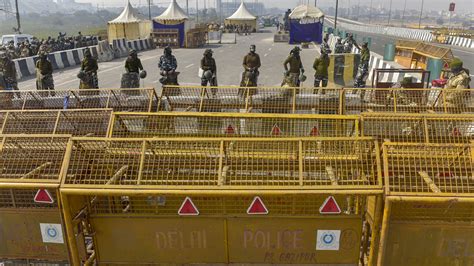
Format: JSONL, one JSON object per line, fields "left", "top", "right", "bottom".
{"left": 384, "top": 143, "right": 473, "bottom": 194}
{"left": 0, "top": 88, "right": 157, "bottom": 112}
{"left": 390, "top": 201, "right": 474, "bottom": 222}
{"left": 88, "top": 194, "right": 366, "bottom": 216}
{"left": 64, "top": 138, "right": 380, "bottom": 188}
{"left": 0, "top": 136, "right": 69, "bottom": 182}
{"left": 0, "top": 188, "right": 58, "bottom": 209}
{"left": 362, "top": 114, "right": 474, "bottom": 143}
{"left": 0, "top": 109, "right": 112, "bottom": 136}
{"left": 112, "top": 113, "right": 357, "bottom": 138}
{"left": 158, "top": 86, "right": 473, "bottom": 114}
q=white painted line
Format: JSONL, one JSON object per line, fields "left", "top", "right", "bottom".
{"left": 185, "top": 63, "right": 194, "bottom": 68}
{"left": 264, "top": 53, "right": 268, "bottom": 57}
{"left": 268, "top": 48, "right": 272, "bottom": 51}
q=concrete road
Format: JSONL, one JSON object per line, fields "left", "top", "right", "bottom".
{"left": 325, "top": 19, "right": 474, "bottom": 73}
{"left": 18, "top": 29, "right": 322, "bottom": 91}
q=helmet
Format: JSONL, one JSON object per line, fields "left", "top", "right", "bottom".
{"left": 164, "top": 46, "right": 172, "bottom": 54}
{"left": 38, "top": 51, "right": 48, "bottom": 58}
{"left": 400, "top": 76, "right": 413, "bottom": 87}
{"left": 250, "top": 44, "right": 256, "bottom": 52}
{"left": 203, "top": 70, "right": 213, "bottom": 80}
{"left": 291, "top": 46, "right": 301, "bottom": 54}
{"left": 139, "top": 70, "right": 147, "bottom": 79}
{"left": 449, "top": 58, "right": 463, "bottom": 72}
{"left": 204, "top": 48, "right": 213, "bottom": 55}
{"left": 129, "top": 49, "right": 137, "bottom": 56}
{"left": 299, "top": 73, "right": 307, "bottom": 82}
{"left": 362, "top": 41, "right": 369, "bottom": 48}
{"left": 83, "top": 49, "right": 91, "bottom": 57}
{"left": 77, "top": 70, "right": 86, "bottom": 80}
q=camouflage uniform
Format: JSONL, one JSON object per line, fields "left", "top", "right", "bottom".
{"left": 240, "top": 52, "right": 261, "bottom": 87}
{"left": 313, "top": 54, "right": 330, "bottom": 89}
{"left": 444, "top": 58, "right": 471, "bottom": 110}
{"left": 36, "top": 56, "right": 54, "bottom": 94}
{"left": 122, "top": 54, "right": 143, "bottom": 88}
{"left": 387, "top": 77, "right": 416, "bottom": 106}
{"left": 354, "top": 44, "right": 370, "bottom": 88}
{"left": 201, "top": 52, "right": 217, "bottom": 87}
{"left": 0, "top": 55, "right": 18, "bottom": 92}
{"left": 283, "top": 48, "right": 304, "bottom": 87}
{"left": 334, "top": 39, "right": 344, "bottom": 54}
{"left": 80, "top": 54, "right": 99, "bottom": 89}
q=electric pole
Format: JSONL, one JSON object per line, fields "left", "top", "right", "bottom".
{"left": 334, "top": 0, "right": 339, "bottom": 30}
{"left": 147, "top": 0, "right": 151, "bottom": 20}
{"left": 196, "top": 0, "right": 199, "bottom": 23}
{"left": 402, "top": 0, "right": 407, "bottom": 26}
{"left": 186, "top": 0, "right": 189, "bottom": 15}
{"left": 418, "top": 0, "right": 424, "bottom": 29}
{"left": 387, "top": 0, "right": 392, "bottom": 26}
{"left": 14, "top": 0, "right": 20, "bottom": 33}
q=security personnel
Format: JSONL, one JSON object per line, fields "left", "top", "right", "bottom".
{"left": 320, "top": 34, "right": 331, "bottom": 55}
{"left": 158, "top": 46, "right": 178, "bottom": 86}
{"left": 313, "top": 52, "right": 330, "bottom": 92}
{"left": 35, "top": 51, "right": 54, "bottom": 94}
{"left": 444, "top": 58, "right": 471, "bottom": 110}
{"left": 200, "top": 48, "right": 217, "bottom": 87}
{"left": 123, "top": 49, "right": 143, "bottom": 88}
{"left": 240, "top": 44, "right": 261, "bottom": 94}
{"left": 334, "top": 37, "right": 344, "bottom": 54}
{"left": 354, "top": 42, "right": 370, "bottom": 89}
{"left": 342, "top": 33, "right": 355, "bottom": 53}
{"left": 0, "top": 49, "right": 18, "bottom": 92}
{"left": 283, "top": 46, "right": 304, "bottom": 87}
{"left": 79, "top": 48, "right": 99, "bottom": 89}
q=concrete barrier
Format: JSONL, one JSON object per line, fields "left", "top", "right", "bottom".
{"left": 97, "top": 40, "right": 115, "bottom": 62}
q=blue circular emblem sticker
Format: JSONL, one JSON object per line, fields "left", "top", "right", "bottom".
{"left": 47, "top": 227, "right": 57, "bottom": 238}
{"left": 323, "top": 233, "right": 335, "bottom": 244}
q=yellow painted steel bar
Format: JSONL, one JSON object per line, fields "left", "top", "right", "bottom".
{"left": 60, "top": 193, "right": 81, "bottom": 266}
{"left": 70, "top": 136, "right": 375, "bottom": 142}
{"left": 60, "top": 188, "right": 383, "bottom": 196}
{"left": 377, "top": 198, "right": 391, "bottom": 266}
{"left": 368, "top": 195, "right": 384, "bottom": 266}
{"left": 0, "top": 182, "right": 59, "bottom": 188}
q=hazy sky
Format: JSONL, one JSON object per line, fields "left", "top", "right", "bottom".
{"left": 77, "top": 0, "right": 474, "bottom": 13}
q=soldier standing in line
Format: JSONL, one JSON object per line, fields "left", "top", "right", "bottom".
{"left": 35, "top": 51, "right": 55, "bottom": 95}
{"left": 313, "top": 51, "right": 330, "bottom": 93}
{"left": 443, "top": 58, "right": 471, "bottom": 111}
{"left": 354, "top": 42, "right": 370, "bottom": 89}
{"left": 334, "top": 37, "right": 344, "bottom": 54}
{"left": 200, "top": 48, "right": 218, "bottom": 96}
{"left": 122, "top": 49, "right": 144, "bottom": 88}
{"left": 78, "top": 49, "right": 99, "bottom": 89}
{"left": 283, "top": 46, "right": 305, "bottom": 87}
{"left": 342, "top": 33, "right": 356, "bottom": 53}
{"left": 0, "top": 49, "right": 19, "bottom": 93}
{"left": 320, "top": 34, "right": 331, "bottom": 55}
{"left": 240, "top": 44, "right": 261, "bottom": 97}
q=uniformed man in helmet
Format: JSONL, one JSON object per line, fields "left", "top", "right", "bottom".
{"left": 283, "top": 46, "right": 305, "bottom": 87}
{"left": 79, "top": 48, "right": 99, "bottom": 89}
{"left": 334, "top": 37, "right": 344, "bottom": 54}
{"left": 0, "top": 49, "right": 19, "bottom": 93}
{"left": 342, "top": 33, "right": 355, "bottom": 53}
{"left": 354, "top": 41, "right": 370, "bottom": 91}
{"left": 320, "top": 34, "right": 331, "bottom": 55}
{"left": 35, "top": 51, "right": 55, "bottom": 95}
{"left": 158, "top": 46, "right": 178, "bottom": 85}
{"left": 313, "top": 50, "right": 330, "bottom": 93}
{"left": 240, "top": 44, "right": 261, "bottom": 96}
{"left": 200, "top": 48, "right": 218, "bottom": 96}
{"left": 122, "top": 49, "right": 144, "bottom": 88}
{"left": 444, "top": 58, "right": 471, "bottom": 111}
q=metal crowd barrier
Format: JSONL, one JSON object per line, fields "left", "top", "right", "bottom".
{"left": 0, "top": 88, "right": 158, "bottom": 112}
{"left": 377, "top": 142, "right": 474, "bottom": 265}
{"left": 0, "top": 109, "right": 112, "bottom": 137}
{"left": 159, "top": 86, "right": 473, "bottom": 114}
{"left": 0, "top": 135, "right": 81, "bottom": 264}
{"left": 59, "top": 137, "right": 382, "bottom": 265}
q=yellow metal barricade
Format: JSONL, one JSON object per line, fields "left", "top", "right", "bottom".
{"left": 378, "top": 142, "right": 474, "bottom": 266}
{"left": 159, "top": 86, "right": 473, "bottom": 114}
{"left": 0, "top": 109, "right": 112, "bottom": 136}
{"left": 111, "top": 112, "right": 359, "bottom": 138}
{"left": 0, "top": 88, "right": 158, "bottom": 112}
{"left": 361, "top": 113, "right": 474, "bottom": 143}
{"left": 0, "top": 135, "right": 86, "bottom": 264}
{"left": 60, "top": 137, "right": 382, "bottom": 265}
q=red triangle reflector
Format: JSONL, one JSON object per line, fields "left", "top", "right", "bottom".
{"left": 319, "top": 196, "right": 341, "bottom": 214}
{"left": 178, "top": 197, "right": 199, "bottom": 216}
{"left": 271, "top": 125, "right": 281, "bottom": 136}
{"left": 247, "top": 196, "right": 269, "bottom": 215}
{"left": 310, "top": 126, "right": 319, "bottom": 136}
{"left": 451, "top": 127, "right": 461, "bottom": 136}
{"left": 34, "top": 189, "right": 54, "bottom": 204}
{"left": 225, "top": 125, "right": 235, "bottom": 134}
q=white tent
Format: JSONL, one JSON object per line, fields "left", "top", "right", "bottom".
{"left": 108, "top": 1, "right": 152, "bottom": 41}
{"left": 154, "top": 0, "right": 189, "bottom": 22}
{"left": 225, "top": 1, "right": 257, "bottom": 32}
{"left": 289, "top": 5, "right": 324, "bottom": 23}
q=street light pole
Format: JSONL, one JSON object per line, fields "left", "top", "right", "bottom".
{"left": 334, "top": 0, "right": 339, "bottom": 30}
{"left": 401, "top": 0, "right": 407, "bottom": 26}
{"left": 147, "top": 0, "right": 151, "bottom": 20}
{"left": 418, "top": 0, "right": 424, "bottom": 29}
{"left": 369, "top": 0, "right": 373, "bottom": 23}
{"left": 196, "top": 0, "right": 199, "bottom": 23}
{"left": 186, "top": 0, "right": 189, "bottom": 15}
{"left": 387, "top": 0, "right": 392, "bottom": 26}
{"left": 14, "top": 0, "right": 21, "bottom": 33}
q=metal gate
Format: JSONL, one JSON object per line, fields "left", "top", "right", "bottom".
{"left": 60, "top": 137, "right": 382, "bottom": 265}
{"left": 0, "top": 135, "right": 84, "bottom": 263}
{"left": 378, "top": 142, "right": 474, "bottom": 266}
{"left": 110, "top": 112, "right": 359, "bottom": 138}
